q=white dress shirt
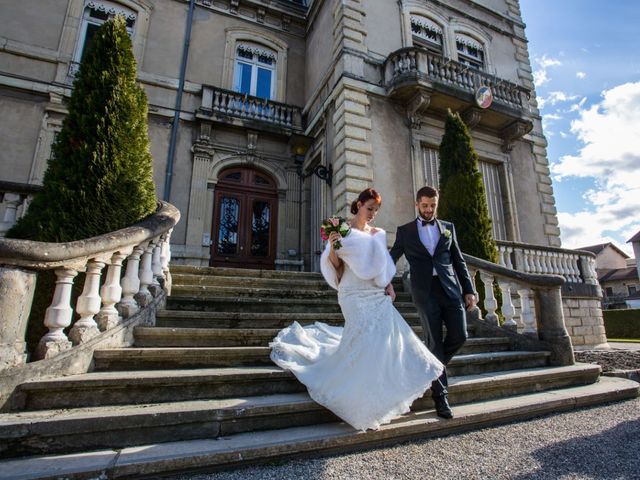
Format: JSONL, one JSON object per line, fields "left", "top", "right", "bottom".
{"left": 417, "top": 217, "right": 439, "bottom": 276}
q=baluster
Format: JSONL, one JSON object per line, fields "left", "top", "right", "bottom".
{"left": 160, "top": 232, "right": 172, "bottom": 295}
{"left": 558, "top": 253, "right": 570, "bottom": 282}
{"left": 504, "top": 247, "right": 514, "bottom": 270}
{"left": 517, "top": 288, "right": 537, "bottom": 335}
{"left": 468, "top": 267, "right": 478, "bottom": 293}
{"left": 149, "top": 239, "right": 163, "bottom": 297}
{"left": 499, "top": 280, "right": 517, "bottom": 329}
{"left": 551, "top": 252, "right": 562, "bottom": 276}
{"left": 69, "top": 260, "right": 105, "bottom": 345}
{"left": 36, "top": 268, "right": 78, "bottom": 359}
{"left": 213, "top": 91, "right": 220, "bottom": 111}
{"left": 569, "top": 255, "right": 581, "bottom": 283}
{"left": 522, "top": 249, "right": 532, "bottom": 273}
{"left": 532, "top": 251, "right": 543, "bottom": 274}
{"left": 0, "top": 193, "right": 24, "bottom": 235}
{"left": 513, "top": 247, "right": 524, "bottom": 272}
{"left": 496, "top": 245, "right": 506, "bottom": 267}
{"left": 118, "top": 245, "right": 143, "bottom": 317}
{"left": 540, "top": 251, "right": 551, "bottom": 274}
{"left": 480, "top": 272, "right": 498, "bottom": 325}
{"left": 97, "top": 252, "right": 127, "bottom": 330}
{"left": 136, "top": 241, "right": 154, "bottom": 307}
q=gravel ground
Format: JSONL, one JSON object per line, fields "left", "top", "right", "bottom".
{"left": 167, "top": 351, "right": 640, "bottom": 480}
{"left": 169, "top": 397, "right": 640, "bottom": 480}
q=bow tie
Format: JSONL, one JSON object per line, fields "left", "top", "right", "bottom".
{"left": 420, "top": 218, "right": 436, "bottom": 226}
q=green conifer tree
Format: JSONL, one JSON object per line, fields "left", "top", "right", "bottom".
{"left": 438, "top": 110, "right": 498, "bottom": 263}
{"left": 8, "top": 16, "right": 156, "bottom": 242}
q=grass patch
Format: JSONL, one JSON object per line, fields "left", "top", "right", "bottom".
{"left": 607, "top": 338, "right": 640, "bottom": 343}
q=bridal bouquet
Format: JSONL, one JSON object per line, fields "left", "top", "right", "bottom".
{"left": 320, "top": 216, "right": 351, "bottom": 249}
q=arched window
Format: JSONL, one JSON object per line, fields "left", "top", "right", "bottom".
{"left": 71, "top": 1, "right": 137, "bottom": 75}
{"left": 233, "top": 43, "right": 277, "bottom": 100}
{"left": 456, "top": 33, "right": 485, "bottom": 70}
{"left": 410, "top": 15, "right": 443, "bottom": 54}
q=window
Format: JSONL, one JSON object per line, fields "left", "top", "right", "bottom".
{"left": 456, "top": 34, "right": 485, "bottom": 70}
{"left": 71, "top": 1, "right": 136, "bottom": 75}
{"left": 629, "top": 285, "right": 638, "bottom": 295}
{"left": 234, "top": 44, "right": 276, "bottom": 100}
{"left": 419, "top": 145, "right": 506, "bottom": 240}
{"left": 410, "top": 15, "right": 443, "bottom": 54}
{"left": 605, "top": 287, "right": 614, "bottom": 296}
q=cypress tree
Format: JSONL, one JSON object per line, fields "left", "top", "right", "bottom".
{"left": 438, "top": 110, "right": 497, "bottom": 263}
{"left": 8, "top": 16, "right": 157, "bottom": 242}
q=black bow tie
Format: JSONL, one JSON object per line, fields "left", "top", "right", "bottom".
{"left": 420, "top": 218, "right": 435, "bottom": 226}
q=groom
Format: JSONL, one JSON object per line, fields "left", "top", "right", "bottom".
{"left": 389, "top": 186, "right": 476, "bottom": 419}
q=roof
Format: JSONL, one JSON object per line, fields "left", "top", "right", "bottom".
{"left": 628, "top": 230, "right": 640, "bottom": 243}
{"left": 599, "top": 267, "right": 639, "bottom": 283}
{"left": 578, "top": 242, "right": 630, "bottom": 259}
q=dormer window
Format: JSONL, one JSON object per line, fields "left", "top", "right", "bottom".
{"left": 410, "top": 15, "right": 443, "bottom": 54}
{"left": 456, "top": 34, "right": 485, "bottom": 70}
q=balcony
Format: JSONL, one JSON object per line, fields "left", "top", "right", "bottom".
{"left": 198, "top": 86, "right": 304, "bottom": 135}
{"left": 384, "top": 47, "right": 533, "bottom": 151}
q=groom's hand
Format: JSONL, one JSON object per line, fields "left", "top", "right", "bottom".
{"left": 464, "top": 293, "right": 477, "bottom": 311}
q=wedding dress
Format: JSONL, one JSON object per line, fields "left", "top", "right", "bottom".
{"left": 270, "top": 228, "right": 444, "bottom": 431}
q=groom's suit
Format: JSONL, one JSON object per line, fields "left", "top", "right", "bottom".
{"left": 389, "top": 218, "right": 475, "bottom": 397}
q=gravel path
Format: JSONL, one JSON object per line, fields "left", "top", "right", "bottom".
{"left": 167, "top": 350, "right": 640, "bottom": 480}
{"left": 169, "top": 397, "right": 640, "bottom": 480}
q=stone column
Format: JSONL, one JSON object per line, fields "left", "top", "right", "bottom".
{"left": 0, "top": 266, "right": 36, "bottom": 369}
{"left": 535, "top": 285, "right": 575, "bottom": 366}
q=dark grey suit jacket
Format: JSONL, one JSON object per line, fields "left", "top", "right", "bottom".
{"left": 389, "top": 219, "right": 475, "bottom": 301}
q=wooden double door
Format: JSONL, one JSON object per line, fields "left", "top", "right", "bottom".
{"left": 210, "top": 167, "right": 278, "bottom": 269}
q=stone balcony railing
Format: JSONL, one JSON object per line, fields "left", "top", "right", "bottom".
{"left": 0, "top": 202, "right": 180, "bottom": 372}
{"left": 383, "top": 47, "right": 533, "bottom": 150}
{"left": 0, "top": 181, "right": 43, "bottom": 237}
{"left": 495, "top": 241, "right": 599, "bottom": 292}
{"left": 199, "top": 85, "right": 304, "bottom": 133}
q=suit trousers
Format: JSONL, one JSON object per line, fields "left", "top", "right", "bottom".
{"left": 415, "top": 276, "right": 468, "bottom": 397}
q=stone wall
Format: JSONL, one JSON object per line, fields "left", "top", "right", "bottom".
{"left": 562, "top": 296, "right": 609, "bottom": 350}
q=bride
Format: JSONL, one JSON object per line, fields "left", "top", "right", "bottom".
{"left": 270, "top": 188, "right": 444, "bottom": 431}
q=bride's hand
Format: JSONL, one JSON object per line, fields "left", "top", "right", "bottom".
{"left": 328, "top": 231, "right": 342, "bottom": 249}
{"left": 384, "top": 283, "right": 396, "bottom": 301}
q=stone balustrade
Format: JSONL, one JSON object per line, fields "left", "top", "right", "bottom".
{"left": 384, "top": 47, "right": 530, "bottom": 110}
{"left": 200, "top": 85, "right": 303, "bottom": 131}
{"left": 0, "top": 181, "right": 43, "bottom": 237}
{"left": 463, "top": 254, "right": 574, "bottom": 365}
{"left": 0, "top": 202, "right": 180, "bottom": 370}
{"left": 495, "top": 241, "right": 598, "bottom": 286}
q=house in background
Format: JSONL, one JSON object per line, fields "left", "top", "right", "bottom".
{"left": 580, "top": 242, "right": 640, "bottom": 309}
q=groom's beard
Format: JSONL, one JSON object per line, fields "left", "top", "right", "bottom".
{"left": 419, "top": 212, "right": 436, "bottom": 221}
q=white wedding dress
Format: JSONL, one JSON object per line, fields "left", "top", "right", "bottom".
{"left": 270, "top": 228, "right": 444, "bottom": 431}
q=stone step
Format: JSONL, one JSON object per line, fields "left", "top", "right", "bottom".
{"left": 170, "top": 284, "right": 413, "bottom": 302}
{"left": 154, "top": 311, "right": 479, "bottom": 337}
{"left": 171, "top": 265, "right": 325, "bottom": 281}
{"left": 0, "top": 377, "right": 640, "bottom": 470}
{"left": 91, "top": 347, "right": 548, "bottom": 373}
{"left": 166, "top": 296, "right": 418, "bottom": 313}
{"left": 0, "top": 364, "right": 610, "bottom": 459}
{"left": 132, "top": 327, "right": 508, "bottom": 352}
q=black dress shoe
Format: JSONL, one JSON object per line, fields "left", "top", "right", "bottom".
{"left": 433, "top": 395, "right": 453, "bottom": 419}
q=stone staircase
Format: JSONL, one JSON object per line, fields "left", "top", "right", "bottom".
{"left": 0, "top": 266, "right": 637, "bottom": 480}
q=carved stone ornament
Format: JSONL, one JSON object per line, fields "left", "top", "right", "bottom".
{"left": 257, "top": 7, "right": 266, "bottom": 23}
{"left": 406, "top": 90, "right": 431, "bottom": 129}
{"left": 247, "top": 131, "right": 258, "bottom": 152}
{"left": 87, "top": 1, "right": 137, "bottom": 21}
{"left": 282, "top": 14, "right": 291, "bottom": 31}
{"left": 462, "top": 107, "right": 483, "bottom": 130}
{"left": 501, "top": 120, "right": 533, "bottom": 153}
{"left": 230, "top": 0, "right": 239, "bottom": 14}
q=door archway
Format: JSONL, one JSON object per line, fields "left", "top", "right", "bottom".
{"left": 210, "top": 167, "right": 278, "bottom": 269}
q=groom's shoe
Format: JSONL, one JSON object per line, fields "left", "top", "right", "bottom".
{"left": 433, "top": 395, "right": 453, "bottom": 419}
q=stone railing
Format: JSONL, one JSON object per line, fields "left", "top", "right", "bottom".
{"left": 200, "top": 85, "right": 303, "bottom": 131}
{"left": 464, "top": 254, "right": 574, "bottom": 366}
{"left": 0, "top": 202, "right": 180, "bottom": 370}
{"left": 384, "top": 47, "right": 530, "bottom": 110}
{"left": 495, "top": 241, "right": 598, "bottom": 286}
{"left": 0, "top": 181, "right": 43, "bottom": 237}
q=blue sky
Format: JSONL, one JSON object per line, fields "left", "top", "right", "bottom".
{"left": 519, "top": 0, "right": 640, "bottom": 256}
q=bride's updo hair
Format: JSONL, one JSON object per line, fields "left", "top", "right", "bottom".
{"left": 350, "top": 188, "right": 382, "bottom": 215}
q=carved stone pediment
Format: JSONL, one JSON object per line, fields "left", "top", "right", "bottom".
{"left": 501, "top": 120, "right": 533, "bottom": 153}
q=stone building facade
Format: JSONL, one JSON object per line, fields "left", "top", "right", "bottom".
{"left": 0, "top": 0, "right": 560, "bottom": 272}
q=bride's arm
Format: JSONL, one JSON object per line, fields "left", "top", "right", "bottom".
{"left": 328, "top": 231, "right": 345, "bottom": 281}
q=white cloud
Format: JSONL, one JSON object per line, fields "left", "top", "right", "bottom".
{"left": 539, "top": 91, "right": 579, "bottom": 110}
{"left": 552, "top": 82, "right": 640, "bottom": 253}
{"left": 533, "top": 55, "right": 562, "bottom": 88}
{"left": 576, "top": 71, "right": 587, "bottom": 79}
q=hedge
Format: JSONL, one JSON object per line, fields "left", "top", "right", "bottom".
{"left": 603, "top": 309, "right": 640, "bottom": 339}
